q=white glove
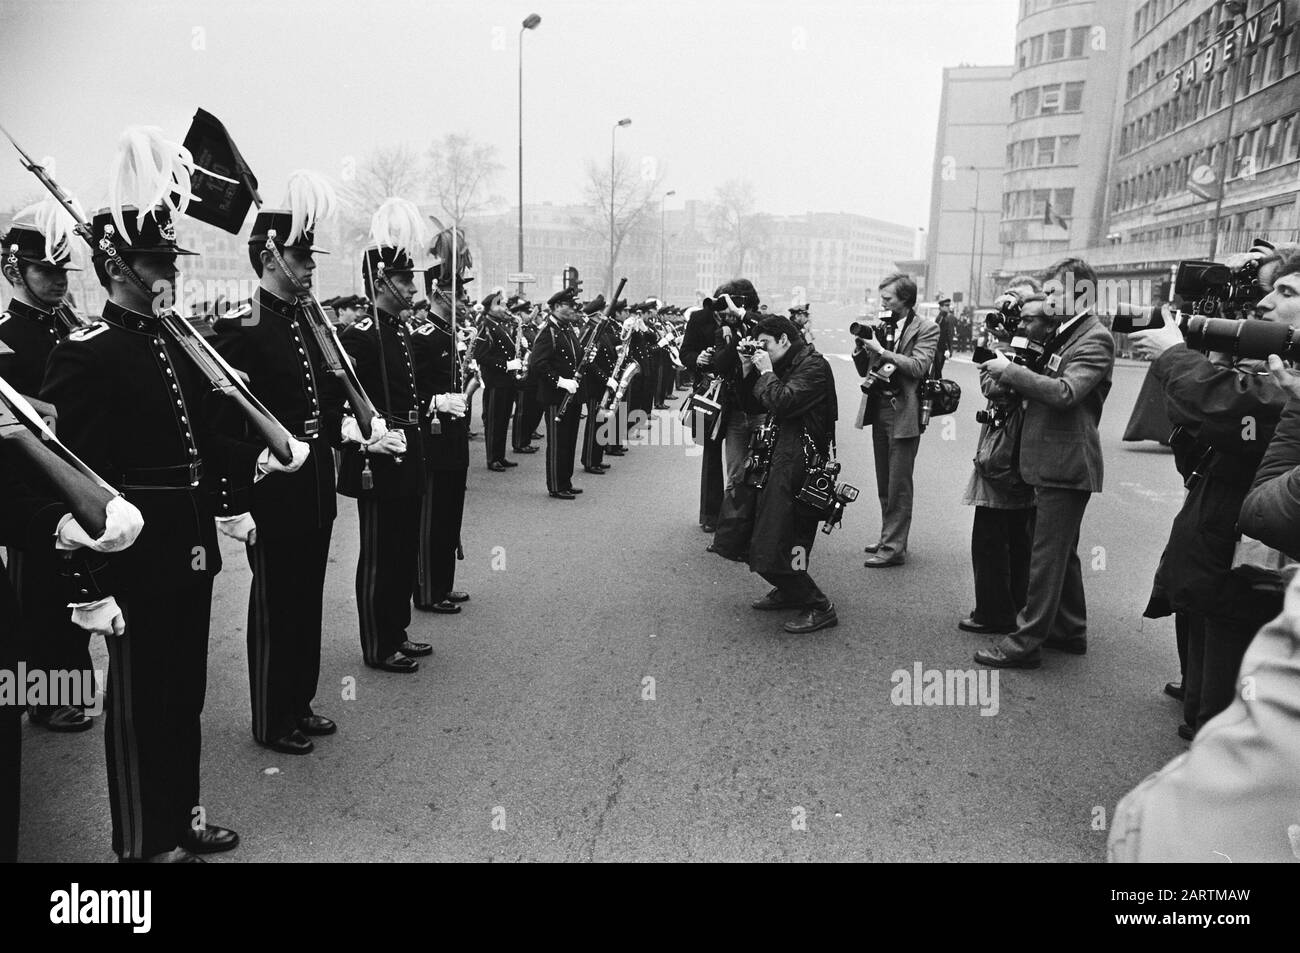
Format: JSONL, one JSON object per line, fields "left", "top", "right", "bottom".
{"left": 506, "top": 359, "right": 523, "bottom": 372}
{"left": 71, "top": 596, "right": 126, "bottom": 637}
{"left": 258, "top": 438, "right": 310, "bottom": 474}
{"left": 606, "top": 376, "right": 620, "bottom": 390}
{"left": 370, "top": 429, "right": 407, "bottom": 457}
{"left": 432, "top": 394, "right": 468, "bottom": 417}
{"left": 56, "top": 495, "right": 145, "bottom": 553}
{"left": 341, "top": 415, "right": 390, "bottom": 447}
{"left": 558, "top": 377, "right": 579, "bottom": 394}
{"left": 658, "top": 336, "right": 673, "bottom": 348}
{"left": 216, "top": 512, "right": 258, "bottom": 546}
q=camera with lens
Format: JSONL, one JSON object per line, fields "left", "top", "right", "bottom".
{"left": 796, "top": 457, "right": 860, "bottom": 534}
{"left": 743, "top": 420, "right": 779, "bottom": 489}
{"left": 1112, "top": 244, "right": 1274, "bottom": 333}
{"left": 737, "top": 338, "right": 764, "bottom": 357}
{"left": 982, "top": 290, "right": 1026, "bottom": 337}
{"left": 848, "top": 321, "right": 874, "bottom": 339}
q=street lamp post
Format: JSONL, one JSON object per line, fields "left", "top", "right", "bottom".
{"left": 610, "top": 117, "right": 631, "bottom": 296}
{"left": 660, "top": 189, "right": 676, "bottom": 301}
{"left": 1208, "top": 3, "right": 1247, "bottom": 260}
{"left": 517, "top": 13, "right": 541, "bottom": 297}
{"left": 965, "top": 165, "right": 983, "bottom": 307}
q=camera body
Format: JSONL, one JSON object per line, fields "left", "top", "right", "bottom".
{"left": 737, "top": 338, "right": 764, "bottom": 357}
{"left": 1111, "top": 247, "right": 1272, "bottom": 334}
{"left": 743, "top": 420, "right": 780, "bottom": 489}
{"left": 796, "top": 457, "right": 860, "bottom": 534}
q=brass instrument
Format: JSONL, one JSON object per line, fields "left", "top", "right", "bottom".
{"left": 560, "top": 277, "right": 626, "bottom": 420}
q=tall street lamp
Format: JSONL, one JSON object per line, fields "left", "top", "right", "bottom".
{"left": 660, "top": 189, "right": 676, "bottom": 301}
{"left": 964, "top": 165, "right": 983, "bottom": 307}
{"left": 517, "top": 13, "right": 541, "bottom": 296}
{"left": 1208, "top": 2, "right": 1247, "bottom": 260}
{"left": 610, "top": 117, "right": 631, "bottom": 295}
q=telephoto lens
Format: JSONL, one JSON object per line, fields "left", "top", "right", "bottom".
{"left": 1110, "top": 301, "right": 1167, "bottom": 334}
{"left": 1183, "top": 316, "right": 1300, "bottom": 362}
{"left": 849, "top": 321, "right": 873, "bottom": 339}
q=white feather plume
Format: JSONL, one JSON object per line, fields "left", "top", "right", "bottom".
{"left": 106, "top": 125, "right": 201, "bottom": 239}
{"left": 283, "top": 170, "right": 338, "bottom": 246}
{"left": 369, "top": 197, "right": 426, "bottom": 256}
{"left": 11, "top": 196, "right": 87, "bottom": 269}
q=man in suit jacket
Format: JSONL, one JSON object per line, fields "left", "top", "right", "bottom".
{"left": 853, "top": 273, "right": 939, "bottom": 566}
{"left": 973, "top": 276, "right": 1115, "bottom": 669}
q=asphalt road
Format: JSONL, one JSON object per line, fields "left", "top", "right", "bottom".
{"left": 20, "top": 329, "right": 1189, "bottom": 862}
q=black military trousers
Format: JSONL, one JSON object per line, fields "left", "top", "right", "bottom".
{"left": 969, "top": 505, "right": 1034, "bottom": 629}
{"left": 245, "top": 523, "right": 333, "bottom": 744}
{"left": 8, "top": 550, "right": 94, "bottom": 713}
{"left": 417, "top": 468, "right": 468, "bottom": 608}
{"left": 545, "top": 400, "right": 581, "bottom": 493}
{"left": 698, "top": 417, "right": 724, "bottom": 527}
{"left": 356, "top": 497, "right": 421, "bottom": 665}
{"left": 483, "top": 386, "right": 515, "bottom": 466}
{"left": 106, "top": 578, "right": 214, "bottom": 860}
{"left": 513, "top": 387, "right": 544, "bottom": 450}
{"left": 580, "top": 394, "right": 606, "bottom": 470}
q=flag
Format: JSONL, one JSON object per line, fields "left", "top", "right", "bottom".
{"left": 181, "top": 108, "right": 261, "bottom": 233}
{"left": 1043, "top": 199, "right": 1068, "bottom": 230}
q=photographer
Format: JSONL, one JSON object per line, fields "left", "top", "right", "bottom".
{"left": 680, "top": 301, "right": 724, "bottom": 532}
{"left": 974, "top": 258, "right": 1114, "bottom": 670}
{"left": 959, "top": 277, "right": 1040, "bottom": 636}
{"left": 739, "top": 316, "right": 839, "bottom": 634}
{"left": 697, "top": 280, "right": 767, "bottom": 499}
{"left": 853, "top": 273, "right": 938, "bottom": 567}
{"left": 1128, "top": 251, "right": 1295, "bottom": 737}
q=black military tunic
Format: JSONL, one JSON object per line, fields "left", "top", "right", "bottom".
{"left": 410, "top": 312, "right": 470, "bottom": 607}
{"left": 41, "top": 300, "right": 263, "bottom": 860}
{"left": 337, "top": 309, "right": 426, "bottom": 664}
{"left": 580, "top": 317, "right": 619, "bottom": 471}
{"left": 471, "top": 314, "right": 521, "bottom": 467}
{"left": 211, "top": 288, "right": 344, "bottom": 744}
{"left": 533, "top": 316, "right": 582, "bottom": 494}
{"left": 513, "top": 320, "right": 544, "bottom": 451}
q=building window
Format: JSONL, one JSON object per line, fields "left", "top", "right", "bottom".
{"left": 1063, "top": 81, "right": 1084, "bottom": 111}
{"left": 1069, "top": 26, "right": 1088, "bottom": 58}
{"left": 1029, "top": 35, "right": 1043, "bottom": 65}
{"left": 1283, "top": 29, "right": 1299, "bottom": 76}
{"left": 1263, "top": 121, "right": 1283, "bottom": 167}
{"left": 1023, "top": 86, "right": 1040, "bottom": 115}
{"left": 1047, "top": 29, "right": 1066, "bottom": 60}
{"left": 1041, "top": 86, "right": 1061, "bottom": 113}
{"left": 1058, "top": 135, "right": 1080, "bottom": 165}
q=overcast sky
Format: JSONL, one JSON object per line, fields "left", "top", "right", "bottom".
{"left": 0, "top": 0, "right": 1018, "bottom": 228}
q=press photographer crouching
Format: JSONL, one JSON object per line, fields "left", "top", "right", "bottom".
{"left": 727, "top": 316, "right": 844, "bottom": 634}
{"left": 973, "top": 258, "right": 1115, "bottom": 670}
{"left": 852, "top": 273, "right": 938, "bottom": 567}
{"left": 1131, "top": 247, "right": 1299, "bottom": 739}
{"left": 958, "top": 275, "right": 1041, "bottom": 636}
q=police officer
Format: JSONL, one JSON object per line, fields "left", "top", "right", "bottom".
{"left": 534, "top": 287, "right": 583, "bottom": 499}
{"left": 472, "top": 290, "right": 524, "bottom": 471}
{"left": 411, "top": 268, "right": 470, "bottom": 614}
{"left": 210, "top": 172, "right": 344, "bottom": 754}
{"left": 337, "top": 200, "right": 429, "bottom": 673}
{"left": 1, "top": 200, "right": 95, "bottom": 732}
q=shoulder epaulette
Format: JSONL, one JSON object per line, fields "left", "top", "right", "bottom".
{"left": 214, "top": 302, "right": 253, "bottom": 324}
{"left": 351, "top": 317, "right": 374, "bottom": 332}
{"left": 67, "top": 321, "right": 110, "bottom": 342}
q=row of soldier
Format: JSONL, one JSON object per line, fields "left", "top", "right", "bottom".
{"left": 0, "top": 127, "right": 686, "bottom": 862}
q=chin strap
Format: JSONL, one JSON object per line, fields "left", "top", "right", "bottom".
{"left": 97, "top": 224, "right": 158, "bottom": 302}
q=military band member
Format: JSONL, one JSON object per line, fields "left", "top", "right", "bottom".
{"left": 336, "top": 199, "right": 428, "bottom": 673}
{"left": 1, "top": 200, "right": 96, "bottom": 732}
{"left": 472, "top": 290, "right": 524, "bottom": 471}
{"left": 42, "top": 129, "right": 301, "bottom": 861}
{"left": 534, "top": 287, "right": 583, "bottom": 499}
{"left": 210, "top": 171, "right": 344, "bottom": 755}
{"left": 410, "top": 269, "right": 471, "bottom": 613}
{"left": 511, "top": 297, "right": 543, "bottom": 454}
{"left": 578, "top": 295, "right": 616, "bottom": 475}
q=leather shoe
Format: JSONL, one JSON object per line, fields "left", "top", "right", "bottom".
{"left": 1044, "top": 637, "right": 1087, "bottom": 655}
{"left": 1164, "top": 681, "right": 1185, "bottom": 701}
{"left": 370, "top": 652, "right": 418, "bottom": 673}
{"left": 530, "top": 431, "right": 543, "bottom": 440}
{"left": 974, "top": 646, "right": 1041, "bottom": 669}
{"left": 863, "top": 543, "right": 881, "bottom": 554}
{"left": 1177, "top": 722, "right": 1195, "bottom": 741}
{"left": 701, "top": 522, "right": 716, "bottom": 533}
{"left": 783, "top": 603, "right": 838, "bottom": 634}
{"left": 564, "top": 486, "right": 583, "bottom": 494}
{"left": 957, "top": 616, "right": 1015, "bottom": 634}
{"left": 121, "top": 847, "right": 206, "bottom": 863}
{"left": 298, "top": 714, "right": 337, "bottom": 736}
{"left": 263, "top": 729, "right": 314, "bottom": 755}
{"left": 401, "top": 640, "right": 434, "bottom": 656}
{"left": 513, "top": 446, "right": 539, "bottom": 454}
{"left": 445, "top": 591, "right": 470, "bottom": 603}
{"left": 488, "top": 461, "right": 508, "bottom": 472}
{"left": 501, "top": 459, "right": 519, "bottom": 467}
{"left": 183, "top": 824, "right": 240, "bottom": 854}
{"left": 605, "top": 447, "right": 626, "bottom": 456}
{"left": 415, "top": 599, "right": 460, "bottom": 614}
{"left": 863, "top": 554, "right": 905, "bottom": 568}
{"left": 28, "top": 704, "right": 94, "bottom": 732}
{"left": 752, "top": 588, "right": 807, "bottom": 611}
{"left": 550, "top": 490, "right": 575, "bottom": 500}
{"left": 583, "top": 467, "right": 606, "bottom": 474}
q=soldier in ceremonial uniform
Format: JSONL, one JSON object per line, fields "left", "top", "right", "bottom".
{"left": 1, "top": 200, "right": 97, "bottom": 732}
{"left": 410, "top": 268, "right": 471, "bottom": 613}
{"left": 533, "top": 287, "right": 583, "bottom": 499}
{"left": 336, "top": 199, "right": 428, "bottom": 672}
{"left": 42, "top": 128, "right": 305, "bottom": 861}
{"left": 511, "top": 297, "right": 544, "bottom": 455}
{"left": 472, "top": 290, "right": 525, "bottom": 471}
{"left": 210, "top": 172, "right": 345, "bottom": 754}
{"left": 578, "top": 294, "right": 616, "bottom": 475}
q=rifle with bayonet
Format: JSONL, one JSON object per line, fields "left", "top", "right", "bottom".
{"left": 557, "top": 277, "right": 625, "bottom": 420}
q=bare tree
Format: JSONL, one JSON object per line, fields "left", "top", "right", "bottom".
{"left": 337, "top": 144, "right": 425, "bottom": 259}
{"left": 709, "top": 178, "right": 772, "bottom": 276}
{"left": 427, "top": 133, "right": 503, "bottom": 227}
{"left": 584, "top": 153, "right": 665, "bottom": 296}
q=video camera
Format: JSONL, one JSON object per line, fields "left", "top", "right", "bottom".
{"left": 1112, "top": 251, "right": 1272, "bottom": 334}
{"left": 796, "top": 457, "right": 859, "bottom": 535}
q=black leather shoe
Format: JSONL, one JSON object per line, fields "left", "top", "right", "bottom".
{"left": 370, "top": 652, "right": 419, "bottom": 673}
{"left": 783, "top": 603, "right": 838, "bottom": 634}
{"left": 563, "top": 486, "right": 583, "bottom": 494}
{"left": 488, "top": 461, "right": 508, "bottom": 472}
{"left": 28, "top": 704, "right": 94, "bottom": 732}
{"left": 501, "top": 459, "right": 519, "bottom": 468}
{"left": 752, "top": 588, "right": 807, "bottom": 611}
{"left": 583, "top": 467, "right": 606, "bottom": 474}
{"left": 550, "top": 490, "right": 576, "bottom": 500}
{"left": 605, "top": 447, "right": 626, "bottom": 456}
{"left": 513, "top": 446, "right": 539, "bottom": 454}
{"left": 957, "top": 616, "right": 1015, "bottom": 635}
{"left": 1164, "top": 681, "right": 1185, "bottom": 701}
{"left": 653, "top": 402, "right": 669, "bottom": 410}
{"left": 445, "top": 591, "right": 470, "bottom": 603}
{"left": 701, "top": 523, "right": 716, "bottom": 533}
{"left": 121, "top": 848, "right": 206, "bottom": 863}
{"left": 298, "top": 714, "right": 337, "bottom": 736}
{"left": 401, "top": 639, "right": 434, "bottom": 656}
{"left": 1178, "top": 722, "right": 1195, "bottom": 741}
{"left": 415, "top": 599, "right": 460, "bottom": 614}
{"left": 1044, "top": 637, "right": 1087, "bottom": 655}
{"left": 530, "top": 431, "right": 543, "bottom": 440}
{"left": 263, "top": 729, "right": 314, "bottom": 755}
{"left": 863, "top": 543, "right": 881, "bottom": 554}
{"left": 864, "top": 554, "right": 906, "bottom": 568}
{"left": 183, "top": 824, "right": 240, "bottom": 855}
{"left": 974, "top": 646, "right": 1041, "bottom": 669}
